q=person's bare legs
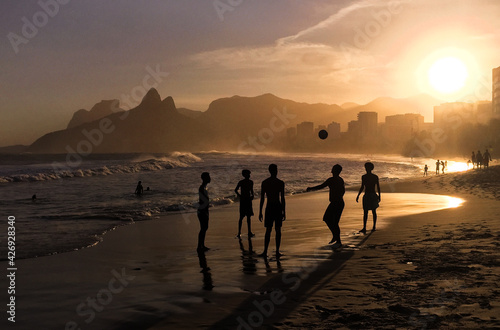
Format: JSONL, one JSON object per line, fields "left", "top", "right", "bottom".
{"left": 260, "top": 227, "right": 272, "bottom": 257}
{"left": 372, "top": 209, "right": 377, "bottom": 231}
{"left": 275, "top": 227, "right": 282, "bottom": 257}
{"left": 325, "top": 221, "right": 336, "bottom": 244}
{"left": 247, "top": 216, "right": 254, "bottom": 237}
{"left": 237, "top": 215, "right": 243, "bottom": 238}
{"left": 359, "top": 210, "right": 368, "bottom": 233}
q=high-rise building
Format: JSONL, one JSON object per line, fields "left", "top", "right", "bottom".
{"left": 493, "top": 66, "right": 500, "bottom": 115}
{"left": 384, "top": 113, "right": 424, "bottom": 141}
{"left": 327, "top": 122, "right": 341, "bottom": 139}
{"left": 296, "top": 121, "right": 314, "bottom": 140}
{"left": 357, "top": 112, "right": 378, "bottom": 137}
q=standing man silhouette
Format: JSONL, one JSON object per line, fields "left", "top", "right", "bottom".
{"left": 307, "top": 164, "right": 345, "bottom": 248}
{"left": 197, "top": 172, "right": 211, "bottom": 252}
{"left": 259, "top": 164, "right": 286, "bottom": 258}
{"left": 356, "top": 162, "right": 381, "bottom": 233}
{"left": 234, "top": 169, "right": 255, "bottom": 238}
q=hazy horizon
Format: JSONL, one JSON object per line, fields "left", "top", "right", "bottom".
{"left": 1, "top": 0, "right": 499, "bottom": 146}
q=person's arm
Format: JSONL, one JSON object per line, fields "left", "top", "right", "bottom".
{"left": 259, "top": 183, "right": 265, "bottom": 222}
{"left": 234, "top": 182, "right": 241, "bottom": 197}
{"left": 250, "top": 181, "right": 254, "bottom": 199}
{"left": 376, "top": 176, "right": 381, "bottom": 202}
{"left": 306, "top": 179, "right": 329, "bottom": 192}
{"left": 356, "top": 178, "right": 365, "bottom": 203}
{"left": 281, "top": 182, "right": 286, "bottom": 221}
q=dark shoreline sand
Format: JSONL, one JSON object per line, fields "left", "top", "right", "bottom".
{"left": 2, "top": 166, "right": 500, "bottom": 329}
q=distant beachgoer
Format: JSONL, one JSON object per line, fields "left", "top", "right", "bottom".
{"left": 467, "top": 159, "right": 471, "bottom": 169}
{"left": 435, "top": 160, "right": 440, "bottom": 174}
{"left": 484, "top": 149, "right": 492, "bottom": 168}
{"left": 356, "top": 162, "right": 381, "bottom": 233}
{"left": 32, "top": 194, "right": 37, "bottom": 201}
{"left": 423, "top": 164, "right": 428, "bottom": 176}
{"left": 471, "top": 152, "right": 476, "bottom": 169}
{"left": 197, "top": 172, "right": 211, "bottom": 252}
{"left": 476, "top": 150, "right": 483, "bottom": 169}
{"left": 234, "top": 169, "right": 255, "bottom": 238}
{"left": 258, "top": 164, "right": 286, "bottom": 258}
{"left": 135, "top": 181, "right": 144, "bottom": 195}
{"left": 307, "top": 164, "right": 345, "bottom": 248}
{"left": 441, "top": 161, "right": 445, "bottom": 174}
{"left": 146, "top": 187, "right": 150, "bottom": 191}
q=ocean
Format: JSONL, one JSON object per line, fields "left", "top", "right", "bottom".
{"left": 0, "top": 152, "right": 459, "bottom": 259}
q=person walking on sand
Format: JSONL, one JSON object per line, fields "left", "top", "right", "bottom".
{"left": 234, "top": 169, "right": 255, "bottom": 238}
{"left": 476, "top": 150, "right": 483, "bottom": 169}
{"left": 423, "top": 164, "right": 428, "bottom": 176}
{"left": 484, "top": 149, "right": 492, "bottom": 168}
{"left": 356, "top": 162, "right": 381, "bottom": 233}
{"left": 258, "top": 164, "right": 286, "bottom": 258}
{"left": 471, "top": 151, "right": 476, "bottom": 169}
{"left": 441, "top": 160, "right": 445, "bottom": 174}
{"left": 197, "top": 172, "right": 211, "bottom": 252}
{"left": 135, "top": 181, "right": 144, "bottom": 195}
{"left": 435, "top": 159, "right": 440, "bottom": 175}
{"left": 307, "top": 164, "right": 345, "bottom": 248}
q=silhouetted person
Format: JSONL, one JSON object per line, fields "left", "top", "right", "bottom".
{"left": 423, "top": 164, "right": 428, "bottom": 176}
{"left": 259, "top": 164, "right": 285, "bottom": 258}
{"left": 356, "top": 162, "right": 381, "bottom": 233}
{"left": 197, "top": 172, "right": 211, "bottom": 252}
{"left": 234, "top": 169, "right": 255, "bottom": 238}
{"left": 471, "top": 151, "right": 476, "bottom": 169}
{"left": 435, "top": 160, "right": 440, "bottom": 175}
{"left": 32, "top": 194, "right": 37, "bottom": 201}
{"left": 467, "top": 159, "right": 471, "bottom": 169}
{"left": 307, "top": 164, "right": 345, "bottom": 248}
{"left": 476, "top": 150, "right": 483, "bottom": 169}
{"left": 441, "top": 160, "right": 445, "bottom": 174}
{"left": 135, "top": 181, "right": 143, "bottom": 195}
{"left": 146, "top": 187, "right": 150, "bottom": 191}
{"left": 484, "top": 149, "right": 492, "bottom": 168}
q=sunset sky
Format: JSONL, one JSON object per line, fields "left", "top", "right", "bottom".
{"left": 1, "top": 0, "right": 499, "bottom": 146}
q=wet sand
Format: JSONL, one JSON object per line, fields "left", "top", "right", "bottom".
{"left": 3, "top": 166, "right": 500, "bottom": 329}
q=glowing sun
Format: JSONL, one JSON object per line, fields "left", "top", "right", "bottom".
{"left": 427, "top": 57, "right": 469, "bottom": 94}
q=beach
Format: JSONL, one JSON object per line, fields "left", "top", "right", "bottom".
{"left": 2, "top": 166, "right": 500, "bottom": 329}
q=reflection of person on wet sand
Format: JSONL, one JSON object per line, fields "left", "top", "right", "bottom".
{"left": 234, "top": 169, "right": 255, "bottom": 238}
{"left": 197, "top": 172, "right": 211, "bottom": 252}
{"left": 196, "top": 251, "right": 213, "bottom": 290}
{"left": 258, "top": 164, "right": 285, "bottom": 259}
{"left": 307, "top": 164, "right": 345, "bottom": 248}
{"left": 356, "top": 162, "right": 381, "bottom": 233}
{"left": 135, "top": 181, "right": 143, "bottom": 195}
{"left": 238, "top": 237, "right": 257, "bottom": 275}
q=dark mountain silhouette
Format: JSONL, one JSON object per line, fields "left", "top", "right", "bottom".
{"left": 0, "top": 145, "right": 28, "bottom": 154}
{"left": 28, "top": 89, "right": 210, "bottom": 154}
{"left": 176, "top": 107, "right": 203, "bottom": 119}
{"left": 67, "top": 100, "right": 122, "bottom": 129}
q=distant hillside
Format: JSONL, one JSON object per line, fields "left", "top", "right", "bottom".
{"left": 176, "top": 107, "right": 203, "bottom": 119}
{"left": 0, "top": 145, "right": 28, "bottom": 154}
{"left": 67, "top": 100, "right": 124, "bottom": 129}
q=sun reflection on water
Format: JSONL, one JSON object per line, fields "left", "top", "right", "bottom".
{"left": 446, "top": 196, "right": 464, "bottom": 208}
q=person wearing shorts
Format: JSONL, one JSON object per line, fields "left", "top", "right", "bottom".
{"left": 356, "top": 162, "right": 381, "bottom": 233}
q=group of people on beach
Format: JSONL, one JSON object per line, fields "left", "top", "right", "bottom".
{"left": 469, "top": 149, "right": 492, "bottom": 169}
{"left": 196, "top": 162, "right": 381, "bottom": 258}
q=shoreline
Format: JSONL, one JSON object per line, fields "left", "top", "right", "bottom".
{"left": 2, "top": 166, "right": 499, "bottom": 329}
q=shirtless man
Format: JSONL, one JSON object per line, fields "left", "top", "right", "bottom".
{"left": 258, "top": 164, "right": 286, "bottom": 258}
{"left": 356, "top": 162, "right": 381, "bottom": 233}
